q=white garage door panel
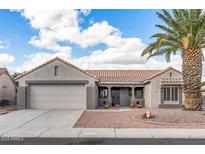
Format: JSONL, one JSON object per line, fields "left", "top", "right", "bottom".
{"left": 29, "top": 85, "right": 86, "bottom": 109}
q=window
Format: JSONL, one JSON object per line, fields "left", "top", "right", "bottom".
{"left": 135, "top": 88, "right": 143, "bottom": 98}
{"left": 54, "top": 66, "right": 59, "bottom": 76}
{"left": 164, "top": 86, "right": 179, "bottom": 103}
{"left": 99, "top": 87, "right": 108, "bottom": 98}
{"left": 170, "top": 72, "right": 172, "bottom": 77}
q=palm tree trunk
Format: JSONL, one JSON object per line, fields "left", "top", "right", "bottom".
{"left": 183, "top": 49, "right": 203, "bottom": 111}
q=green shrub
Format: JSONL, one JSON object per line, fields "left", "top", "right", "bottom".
{"left": 104, "top": 104, "right": 110, "bottom": 109}
{"left": 103, "top": 102, "right": 111, "bottom": 109}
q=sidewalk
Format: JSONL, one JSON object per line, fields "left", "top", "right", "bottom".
{"left": 46, "top": 128, "right": 205, "bottom": 138}
{"left": 2, "top": 128, "right": 205, "bottom": 139}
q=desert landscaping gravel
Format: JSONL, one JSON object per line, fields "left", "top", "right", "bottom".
{"left": 74, "top": 108, "right": 205, "bottom": 128}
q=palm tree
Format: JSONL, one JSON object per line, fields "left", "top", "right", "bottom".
{"left": 141, "top": 10, "right": 204, "bottom": 111}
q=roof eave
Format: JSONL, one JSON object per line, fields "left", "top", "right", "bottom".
{"left": 146, "top": 67, "right": 182, "bottom": 81}
{"left": 100, "top": 81, "right": 143, "bottom": 85}
{"left": 15, "top": 57, "right": 99, "bottom": 81}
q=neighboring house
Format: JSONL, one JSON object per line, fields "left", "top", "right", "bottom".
{"left": 0, "top": 68, "right": 16, "bottom": 105}
{"left": 15, "top": 57, "right": 183, "bottom": 110}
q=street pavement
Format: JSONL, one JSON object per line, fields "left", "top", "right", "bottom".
{"left": 1, "top": 138, "right": 205, "bottom": 145}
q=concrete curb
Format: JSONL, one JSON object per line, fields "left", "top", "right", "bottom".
{"left": 2, "top": 128, "right": 205, "bottom": 139}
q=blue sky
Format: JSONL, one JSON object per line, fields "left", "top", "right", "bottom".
{"left": 0, "top": 9, "right": 166, "bottom": 69}
{"left": 0, "top": 9, "right": 202, "bottom": 79}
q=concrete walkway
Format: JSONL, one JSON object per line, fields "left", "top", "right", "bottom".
{"left": 1, "top": 110, "right": 205, "bottom": 139}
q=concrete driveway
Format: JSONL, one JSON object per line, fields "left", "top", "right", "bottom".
{"left": 0, "top": 109, "right": 83, "bottom": 138}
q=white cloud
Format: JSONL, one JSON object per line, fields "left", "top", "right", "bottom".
{"left": 76, "top": 21, "right": 120, "bottom": 48}
{"left": 14, "top": 9, "right": 205, "bottom": 81}
{"left": 74, "top": 54, "right": 182, "bottom": 70}
{"left": 20, "top": 9, "right": 79, "bottom": 54}
{"left": 16, "top": 9, "right": 148, "bottom": 70}
{"left": 16, "top": 51, "right": 71, "bottom": 72}
{"left": 0, "top": 40, "right": 10, "bottom": 49}
{"left": 0, "top": 53, "right": 15, "bottom": 67}
{"left": 74, "top": 37, "right": 147, "bottom": 66}
{"left": 19, "top": 9, "right": 120, "bottom": 50}
{"left": 20, "top": 10, "right": 79, "bottom": 30}
{"left": 80, "top": 9, "right": 91, "bottom": 16}
{"left": 29, "top": 19, "right": 120, "bottom": 49}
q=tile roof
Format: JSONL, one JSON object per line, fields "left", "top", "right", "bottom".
{"left": 15, "top": 57, "right": 182, "bottom": 84}
{"left": 0, "top": 68, "right": 7, "bottom": 76}
{"left": 160, "top": 78, "right": 183, "bottom": 84}
{"left": 85, "top": 70, "right": 163, "bottom": 83}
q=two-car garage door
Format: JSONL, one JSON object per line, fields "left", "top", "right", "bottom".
{"left": 29, "top": 84, "right": 86, "bottom": 109}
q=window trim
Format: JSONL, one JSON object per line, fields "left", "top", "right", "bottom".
{"left": 164, "top": 86, "right": 179, "bottom": 104}
{"left": 54, "top": 66, "right": 59, "bottom": 76}
{"left": 134, "top": 88, "right": 143, "bottom": 98}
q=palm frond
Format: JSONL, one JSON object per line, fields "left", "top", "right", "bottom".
{"left": 142, "top": 9, "right": 205, "bottom": 60}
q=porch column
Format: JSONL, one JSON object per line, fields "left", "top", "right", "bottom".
{"left": 131, "top": 86, "right": 135, "bottom": 99}
{"left": 160, "top": 85, "right": 165, "bottom": 104}
{"left": 108, "top": 86, "right": 112, "bottom": 103}
{"left": 179, "top": 85, "right": 183, "bottom": 105}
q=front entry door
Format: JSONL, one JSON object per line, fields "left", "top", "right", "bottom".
{"left": 111, "top": 88, "right": 120, "bottom": 106}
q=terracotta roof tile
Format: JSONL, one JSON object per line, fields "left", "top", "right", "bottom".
{"left": 160, "top": 78, "right": 183, "bottom": 84}
{"left": 85, "top": 70, "right": 162, "bottom": 83}
{"left": 15, "top": 57, "right": 182, "bottom": 84}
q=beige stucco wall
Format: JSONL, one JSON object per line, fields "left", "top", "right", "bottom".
{"left": 148, "top": 69, "right": 183, "bottom": 108}
{"left": 0, "top": 74, "right": 16, "bottom": 103}
{"left": 17, "top": 60, "right": 97, "bottom": 86}
{"left": 17, "top": 87, "right": 26, "bottom": 109}
{"left": 16, "top": 59, "right": 98, "bottom": 109}
{"left": 144, "top": 83, "right": 151, "bottom": 108}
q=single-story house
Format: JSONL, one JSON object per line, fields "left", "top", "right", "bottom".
{"left": 0, "top": 68, "right": 16, "bottom": 106}
{"left": 15, "top": 57, "right": 184, "bottom": 110}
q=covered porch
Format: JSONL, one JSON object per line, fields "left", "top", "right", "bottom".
{"left": 98, "top": 85, "right": 144, "bottom": 107}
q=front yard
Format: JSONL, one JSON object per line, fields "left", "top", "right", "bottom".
{"left": 74, "top": 108, "right": 205, "bottom": 128}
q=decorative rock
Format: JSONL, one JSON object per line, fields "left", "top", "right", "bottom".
{"left": 145, "top": 110, "right": 151, "bottom": 119}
